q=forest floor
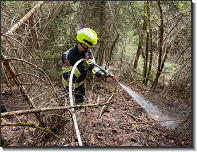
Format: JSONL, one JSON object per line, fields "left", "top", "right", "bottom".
{"left": 1, "top": 78, "right": 192, "bottom": 147}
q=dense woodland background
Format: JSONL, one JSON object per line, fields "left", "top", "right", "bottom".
{"left": 1, "top": 1, "right": 191, "bottom": 146}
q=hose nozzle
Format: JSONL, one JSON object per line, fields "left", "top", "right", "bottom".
{"left": 94, "top": 63, "right": 118, "bottom": 83}
{"left": 111, "top": 76, "right": 118, "bottom": 82}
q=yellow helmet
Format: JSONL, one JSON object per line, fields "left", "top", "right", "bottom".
{"left": 75, "top": 28, "right": 99, "bottom": 47}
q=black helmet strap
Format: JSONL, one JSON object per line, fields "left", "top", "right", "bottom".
{"left": 79, "top": 43, "right": 89, "bottom": 52}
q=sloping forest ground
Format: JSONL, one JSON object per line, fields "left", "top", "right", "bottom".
{"left": 1, "top": 0, "right": 192, "bottom": 148}
{"left": 1, "top": 76, "right": 191, "bottom": 147}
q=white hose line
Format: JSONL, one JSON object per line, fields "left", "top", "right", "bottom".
{"left": 68, "top": 58, "right": 85, "bottom": 146}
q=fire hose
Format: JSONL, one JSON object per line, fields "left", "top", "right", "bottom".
{"left": 68, "top": 59, "right": 118, "bottom": 146}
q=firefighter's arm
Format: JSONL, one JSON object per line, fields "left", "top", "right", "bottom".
{"left": 92, "top": 65, "right": 103, "bottom": 77}
{"left": 86, "top": 50, "right": 113, "bottom": 78}
{"left": 88, "top": 57, "right": 102, "bottom": 77}
{"left": 92, "top": 66, "right": 114, "bottom": 78}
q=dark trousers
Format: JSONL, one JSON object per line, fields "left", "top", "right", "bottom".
{"left": 62, "top": 84, "right": 85, "bottom": 104}
{"left": 74, "top": 84, "right": 85, "bottom": 104}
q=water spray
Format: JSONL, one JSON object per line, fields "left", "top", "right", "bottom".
{"left": 69, "top": 59, "right": 177, "bottom": 146}
{"left": 93, "top": 62, "right": 177, "bottom": 128}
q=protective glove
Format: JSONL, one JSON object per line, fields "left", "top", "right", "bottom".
{"left": 83, "top": 59, "right": 93, "bottom": 68}
{"left": 101, "top": 71, "right": 114, "bottom": 78}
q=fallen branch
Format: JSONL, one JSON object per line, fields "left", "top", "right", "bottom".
{"left": 1, "top": 55, "right": 39, "bottom": 119}
{"left": 99, "top": 92, "right": 117, "bottom": 118}
{"left": 1, "top": 102, "right": 113, "bottom": 118}
{"left": 1, "top": 122, "right": 60, "bottom": 140}
{"left": 174, "top": 114, "right": 191, "bottom": 136}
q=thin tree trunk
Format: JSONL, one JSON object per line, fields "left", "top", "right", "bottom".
{"left": 108, "top": 32, "right": 119, "bottom": 67}
{"left": 175, "top": 42, "right": 191, "bottom": 63}
{"left": 133, "top": 33, "right": 143, "bottom": 69}
{"left": 106, "top": 1, "right": 120, "bottom": 67}
{"left": 145, "top": 1, "right": 153, "bottom": 85}
{"left": 143, "top": 1, "right": 149, "bottom": 85}
{"left": 119, "top": 41, "right": 126, "bottom": 71}
{"left": 160, "top": 46, "right": 170, "bottom": 73}
{"left": 96, "top": 1, "right": 105, "bottom": 65}
{"left": 29, "top": 14, "right": 40, "bottom": 50}
{"left": 151, "top": 1, "right": 164, "bottom": 90}
{"left": 130, "top": 1, "right": 143, "bottom": 70}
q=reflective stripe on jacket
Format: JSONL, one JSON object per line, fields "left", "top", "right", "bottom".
{"left": 62, "top": 44, "right": 102, "bottom": 88}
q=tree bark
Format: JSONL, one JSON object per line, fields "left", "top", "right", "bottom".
{"left": 133, "top": 33, "right": 143, "bottom": 69}
{"left": 145, "top": 1, "right": 153, "bottom": 85}
{"left": 151, "top": 1, "right": 164, "bottom": 90}
{"left": 108, "top": 32, "right": 119, "bottom": 67}
{"left": 96, "top": 1, "right": 105, "bottom": 66}
{"left": 143, "top": 1, "right": 149, "bottom": 85}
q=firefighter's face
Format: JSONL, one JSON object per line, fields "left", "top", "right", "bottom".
{"left": 80, "top": 43, "right": 92, "bottom": 52}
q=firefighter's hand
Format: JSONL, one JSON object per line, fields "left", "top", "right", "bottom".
{"left": 83, "top": 59, "right": 93, "bottom": 68}
{"left": 101, "top": 71, "right": 114, "bottom": 78}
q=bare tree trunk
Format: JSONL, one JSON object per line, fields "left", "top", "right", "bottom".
{"left": 175, "top": 42, "right": 191, "bottom": 63}
{"left": 119, "top": 41, "right": 126, "bottom": 71}
{"left": 151, "top": 1, "right": 164, "bottom": 90}
{"left": 29, "top": 14, "right": 40, "bottom": 50}
{"left": 145, "top": 1, "right": 153, "bottom": 85}
{"left": 143, "top": 1, "right": 149, "bottom": 85}
{"left": 108, "top": 32, "right": 119, "bottom": 67}
{"left": 133, "top": 33, "right": 143, "bottom": 69}
{"left": 160, "top": 46, "right": 170, "bottom": 73}
{"left": 1, "top": 1, "right": 46, "bottom": 41}
{"left": 130, "top": 1, "right": 143, "bottom": 70}
{"left": 1, "top": 102, "right": 110, "bottom": 118}
{"left": 96, "top": 1, "right": 105, "bottom": 65}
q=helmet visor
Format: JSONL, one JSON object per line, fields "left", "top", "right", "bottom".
{"left": 83, "top": 39, "right": 93, "bottom": 47}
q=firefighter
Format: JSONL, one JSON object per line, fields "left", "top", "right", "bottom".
{"left": 62, "top": 28, "right": 112, "bottom": 105}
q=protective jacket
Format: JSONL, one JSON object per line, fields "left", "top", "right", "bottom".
{"left": 62, "top": 44, "right": 102, "bottom": 88}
